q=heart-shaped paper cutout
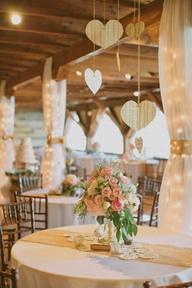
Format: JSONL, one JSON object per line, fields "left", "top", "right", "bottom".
{"left": 125, "top": 21, "right": 145, "bottom": 38}
{"left": 125, "top": 23, "right": 135, "bottom": 38}
{"left": 135, "top": 21, "right": 145, "bottom": 38}
{"left": 121, "top": 100, "right": 156, "bottom": 130}
{"left": 84, "top": 68, "right": 102, "bottom": 95}
{"left": 135, "top": 137, "right": 143, "bottom": 153}
{"left": 85, "top": 19, "right": 123, "bottom": 49}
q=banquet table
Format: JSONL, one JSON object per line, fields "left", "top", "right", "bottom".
{"left": 11, "top": 225, "right": 192, "bottom": 288}
{"left": 24, "top": 190, "right": 95, "bottom": 227}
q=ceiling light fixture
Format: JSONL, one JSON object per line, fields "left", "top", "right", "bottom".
{"left": 75, "top": 70, "right": 82, "bottom": 76}
{"left": 125, "top": 73, "right": 133, "bottom": 80}
{"left": 10, "top": 13, "right": 22, "bottom": 25}
{"left": 133, "top": 91, "right": 140, "bottom": 97}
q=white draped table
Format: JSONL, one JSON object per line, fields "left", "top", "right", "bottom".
{"left": 24, "top": 190, "right": 95, "bottom": 227}
{"left": 11, "top": 225, "right": 192, "bottom": 288}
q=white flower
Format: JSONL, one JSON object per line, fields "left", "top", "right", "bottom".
{"left": 103, "top": 201, "right": 111, "bottom": 211}
{"left": 128, "top": 184, "right": 137, "bottom": 194}
{"left": 64, "top": 174, "right": 78, "bottom": 186}
{"left": 128, "top": 194, "right": 140, "bottom": 212}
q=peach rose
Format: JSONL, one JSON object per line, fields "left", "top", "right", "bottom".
{"left": 112, "top": 187, "right": 122, "bottom": 197}
{"left": 100, "top": 167, "right": 112, "bottom": 177}
{"left": 109, "top": 177, "right": 118, "bottom": 187}
{"left": 84, "top": 198, "right": 94, "bottom": 208}
{"left": 102, "top": 187, "right": 112, "bottom": 198}
{"left": 111, "top": 199, "right": 123, "bottom": 212}
{"left": 94, "top": 194, "right": 104, "bottom": 206}
{"left": 64, "top": 174, "right": 78, "bottom": 185}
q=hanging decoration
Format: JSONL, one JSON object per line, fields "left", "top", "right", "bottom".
{"left": 85, "top": 0, "right": 123, "bottom": 49}
{"left": 85, "top": 19, "right": 123, "bottom": 49}
{"left": 121, "top": 0, "right": 156, "bottom": 154}
{"left": 84, "top": 68, "right": 102, "bottom": 95}
{"left": 116, "top": 0, "right": 121, "bottom": 72}
{"left": 135, "top": 137, "right": 143, "bottom": 153}
{"left": 125, "top": 0, "right": 145, "bottom": 39}
{"left": 120, "top": 100, "right": 156, "bottom": 130}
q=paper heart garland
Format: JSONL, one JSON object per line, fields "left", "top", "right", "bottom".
{"left": 121, "top": 100, "right": 156, "bottom": 130}
{"left": 126, "top": 21, "right": 145, "bottom": 38}
{"left": 135, "top": 137, "right": 143, "bottom": 153}
{"left": 84, "top": 68, "right": 102, "bottom": 95}
{"left": 85, "top": 19, "right": 123, "bottom": 49}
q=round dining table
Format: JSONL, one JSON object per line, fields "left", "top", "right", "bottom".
{"left": 24, "top": 189, "right": 95, "bottom": 227}
{"left": 11, "top": 225, "right": 192, "bottom": 288}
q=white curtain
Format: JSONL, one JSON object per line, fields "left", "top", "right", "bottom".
{"left": 0, "top": 81, "right": 15, "bottom": 203}
{"left": 159, "top": 0, "right": 192, "bottom": 236}
{"left": 42, "top": 58, "right": 66, "bottom": 188}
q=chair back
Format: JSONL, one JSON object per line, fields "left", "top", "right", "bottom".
{"left": 143, "top": 281, "right": 192, "bottom": 288}
{"left": 0, "top": 267, "right": 17, "bottom": 288}
{"left": 14, "top": 192, "right": 48, "bottom": 230}
{"left": 137, "top": 177, "right": 161, "bottom": 226}
{"left": 19, "top": 174, "right": 42, "bottom": 194}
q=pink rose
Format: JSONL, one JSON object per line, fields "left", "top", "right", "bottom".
{"left": 112, "top": 187, "right": 122, "bottom": 197}
{"left": 84, "top": 199, "right": 94, "bottom": 208}
{"left": 111, "top": 199, "right": 123, "bottom": 212}
{"left": 87, "top": 204, "right": 105, "bottom": 216}
{"left": 94, "top": 194, "right": 103, "bottom": 206}
{"left": 102, "top": 187, "right": 112, "bottom": 198}
{"left": 109, "top": 177, "right": 118, "bottom": 187}
{"left": 100, "top": 167, "right": 112, "bottom": 177}
{"left": 120, "top": 175, "right": 131, "bottom": 185}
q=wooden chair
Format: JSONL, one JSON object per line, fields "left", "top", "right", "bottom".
{"left": 143, "top": 281, "right": 192, "bottom": 288}
{"left": 18, "top": 174, "right": 42, "bottom": 194}
{"left": 0, "top": 267, "right": 17, "bottom": 288}
{"left": 14, "top": 192, "right": 48, "bottom": 231}
{"left": 137, "top": 177, "right": 161, "bottom": 226}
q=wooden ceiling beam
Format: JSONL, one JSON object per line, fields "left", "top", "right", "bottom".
{"left": 0, "top": 0, "right": 134, "bottom": 21}
{"left": 0, "top": 30, "right": 79, "bottom": 46}
{"left": 5, "top": 0, "right": 163, "bottom": 92}
{"left": 0, "top": 13, "right": 87, "bottom": 36}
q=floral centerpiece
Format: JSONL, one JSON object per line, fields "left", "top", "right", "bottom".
{"left": 62, "top": 174, "right": 83, "bottom": 196}
{"left": 74, "top": 166, "right": 140, "bottom": 242}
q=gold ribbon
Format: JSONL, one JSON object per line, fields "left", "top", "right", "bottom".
{"left": 47, "top": 135, "right": 64, "bottom": 145}
{"left": 1, "top": 135, "right": 14, "bottom": 141}
{"left": 170, "top": 140, "right": 192, "bottom": 155}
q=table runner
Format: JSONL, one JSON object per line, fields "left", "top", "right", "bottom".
{"left": 21, "top": 229, "right": 192, "bottom": 268}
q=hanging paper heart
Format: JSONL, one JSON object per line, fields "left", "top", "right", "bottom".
{"left": 125, "top": 23, "right": 135, "bottom": 38}
{"left": 135, "top": 137, "right": 143, "bottom": 153}
{"left": 84, "top": 68, "right": 102, "bottom": 95}
{"left": 85, "top": 19, "right": 123, "bottom": 49}
{"left": 125, "top": 21, "right": 145, "bottom": 38}
{"left": 135, "top": 21, "right": 145, "bottom": 38}
{"left": 121, "top": 100, "right": 156, "bottom": 130}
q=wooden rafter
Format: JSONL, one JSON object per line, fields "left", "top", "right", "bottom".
{"left": 5, "top": 0, "right": 163, "bottom": 92}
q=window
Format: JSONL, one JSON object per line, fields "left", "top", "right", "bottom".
{"left": 65, "top": 116, "right": 86, "bottom": 151}
{"left": 131, "top": 109, "right": 170, "bottom": 159}
{"left": 92, "top": 113, "right": 123, "bottom": 154}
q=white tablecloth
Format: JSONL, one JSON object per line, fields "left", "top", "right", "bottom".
{"left": 23, "top": 190, "right": 95, "bottom": 228}
{"left": 11, "top": 225, "right": 192, "bottom": 288}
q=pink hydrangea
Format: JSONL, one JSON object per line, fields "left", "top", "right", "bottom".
{"left": 111, "top": 199, "right": 123, "bottom": 212}
{"left": 120, "top": 175, "right": 131, "bottom": 185}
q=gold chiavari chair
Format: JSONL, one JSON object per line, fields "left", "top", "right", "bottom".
{"left": 143, "top": 281, "right": 192, "bottom": 288}
{"left": 18, "top": 174, "right": 42, "bottom": 194}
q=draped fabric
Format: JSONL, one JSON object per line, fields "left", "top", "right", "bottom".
{"left": 42, "top": 58, "right": 66, "bottom": 188}
{"left": 159, "top": 0, "right": 192, "bottom": 236}
{"left": 0, "top": 81, "right": 15, "bottom": 203}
